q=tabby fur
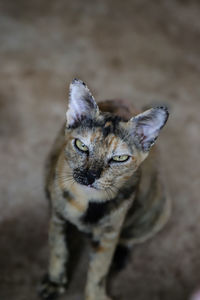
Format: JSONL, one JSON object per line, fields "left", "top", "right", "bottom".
{"left": 39, "top": 79, "right": 170, "bottom": 300}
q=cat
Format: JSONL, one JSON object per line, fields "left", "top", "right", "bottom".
{"left": 39, "top": 79, "right": 170, "bottom": 300}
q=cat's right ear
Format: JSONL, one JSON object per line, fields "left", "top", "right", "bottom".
{"left": 66, "top": 79, "right": 99, "bottom": 127}
{"left": 129, "top": 106, "right": 169, "bottom": 152}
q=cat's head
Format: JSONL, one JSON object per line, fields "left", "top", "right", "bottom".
{"left": 64, "top": 79, "right": 169, "bottom": 194}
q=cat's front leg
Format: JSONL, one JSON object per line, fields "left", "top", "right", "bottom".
{"left": 85, "top": 232, "right": 118, "bottom": 300}
{"left": 85, "top": 202, "right": 131, "bottom": 300}
{"left": 39, "top": 214, "right": 68, "bottom": 299}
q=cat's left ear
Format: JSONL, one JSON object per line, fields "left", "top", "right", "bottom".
{"left": 66, "top": 79, "right": 99, "bottom": 127}
{"left": 129, "top": 107, "right": 169, "bottom": 152}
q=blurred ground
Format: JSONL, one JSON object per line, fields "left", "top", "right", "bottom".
{"left": 0, "top": 0, "right": 200, "bottom": 299}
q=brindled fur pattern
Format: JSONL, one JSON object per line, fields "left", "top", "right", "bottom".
{"left": 39, "top": 79, "right": 170, "bottom": 300}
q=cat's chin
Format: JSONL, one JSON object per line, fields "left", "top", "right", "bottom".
{"left": 84, "top": 184, "right": 97, "bottom": 190}
{"left": 88, "top": 184, "right": 98, "bottom": 189}
{"left": 78, "top": 183, "right": 99, "bottom": 191}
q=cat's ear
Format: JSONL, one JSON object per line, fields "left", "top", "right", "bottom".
{"left": 129, "top": 107, "right": 169, "bottom": 152}
{"left": 66, "top": 79, "right": 99, "bottom": 127}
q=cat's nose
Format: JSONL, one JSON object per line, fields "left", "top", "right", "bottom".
{"left": 86, "top": 172, "right": 96, "bottom": 185}
{"left": 73, "top": 168, "right": 102, "bottom": 186}
{"left": 75, "top": 171, "right": 95, "bottom": 186}
{"left": 85, "top": 169, "right": 102, "bottom": 185}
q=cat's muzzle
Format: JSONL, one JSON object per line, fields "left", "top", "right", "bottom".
{"left": 73, "top": 168, "right": 102, "bottom": 186}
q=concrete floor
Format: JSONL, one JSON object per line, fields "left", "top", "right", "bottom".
{"left": 0, "top": 0, "right": 200, "bottom": 299}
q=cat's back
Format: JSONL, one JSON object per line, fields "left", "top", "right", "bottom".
{"left": 98, "top": 99, "right": 140, "bottom": 120}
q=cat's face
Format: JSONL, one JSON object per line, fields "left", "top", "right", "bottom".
{"left": 65, "top": 115, "right": 140, "bottom": 194}
{"left": 64, "top": 79, "right": 168, "bottom": 194}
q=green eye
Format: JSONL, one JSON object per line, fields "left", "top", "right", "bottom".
{"left": 75, "top": 139, "right": 89, "bottom": 152}
{"left": 112, "top": 155, "right": 129, "bottom": 162}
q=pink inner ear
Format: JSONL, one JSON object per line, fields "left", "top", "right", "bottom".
{"left": 66, "top": 80, "right": 98, "bottom": 126}
{"left": 141, "top": 122, "right": 158, "bottom": 139}
{"left": 137, "top": 123, "right": 160, "bottom": 147}
{"left": 134, "top": 107, "right": 168, "bottom": 151}
{"left": 137, "top": 123, "right": 156, "bottom": 144}
{"left": 67, "top": 102, "right": 91, "bottom": 126}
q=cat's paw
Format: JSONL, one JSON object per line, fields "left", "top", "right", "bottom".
{"left": 38, "top": 274, "right": 67, "bottom": 299}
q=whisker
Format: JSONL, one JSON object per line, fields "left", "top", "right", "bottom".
{"left": 57, "top": 176, "right": 74, "bottom": 182}
{"left": 105, "top": 186, "right": 115, "bottom": 200}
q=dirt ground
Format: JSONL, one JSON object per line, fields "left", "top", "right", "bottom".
{"left": 0, "top": 0, "right": 200, "bottom": 299}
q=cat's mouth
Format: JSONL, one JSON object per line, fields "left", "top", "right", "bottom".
{"left": 76, "top": 181, "right": 99, "bottom": 191}
{"left": 86, "top": 184, "right": 98, "bottom": 190}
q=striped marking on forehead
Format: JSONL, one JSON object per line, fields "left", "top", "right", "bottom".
{"left": 107, "top": 135, "right": 116, "bottom": 147}
{"left": 88, "top": 130, "right": 129, "bottom": 155}
{"left": 73, "top": 114, "right": 131, "bottom": 153}
{"left": 102, "top": 117, "right": 121, "bottom": 137}
{"left": 105, "top": 134, "right": 119, "bottom": 153}
{"left": 70, "top": 113, "right": 125, "bottom": 136}
{"left": 89, "top": 128, "right": 102, "bottom": 143}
